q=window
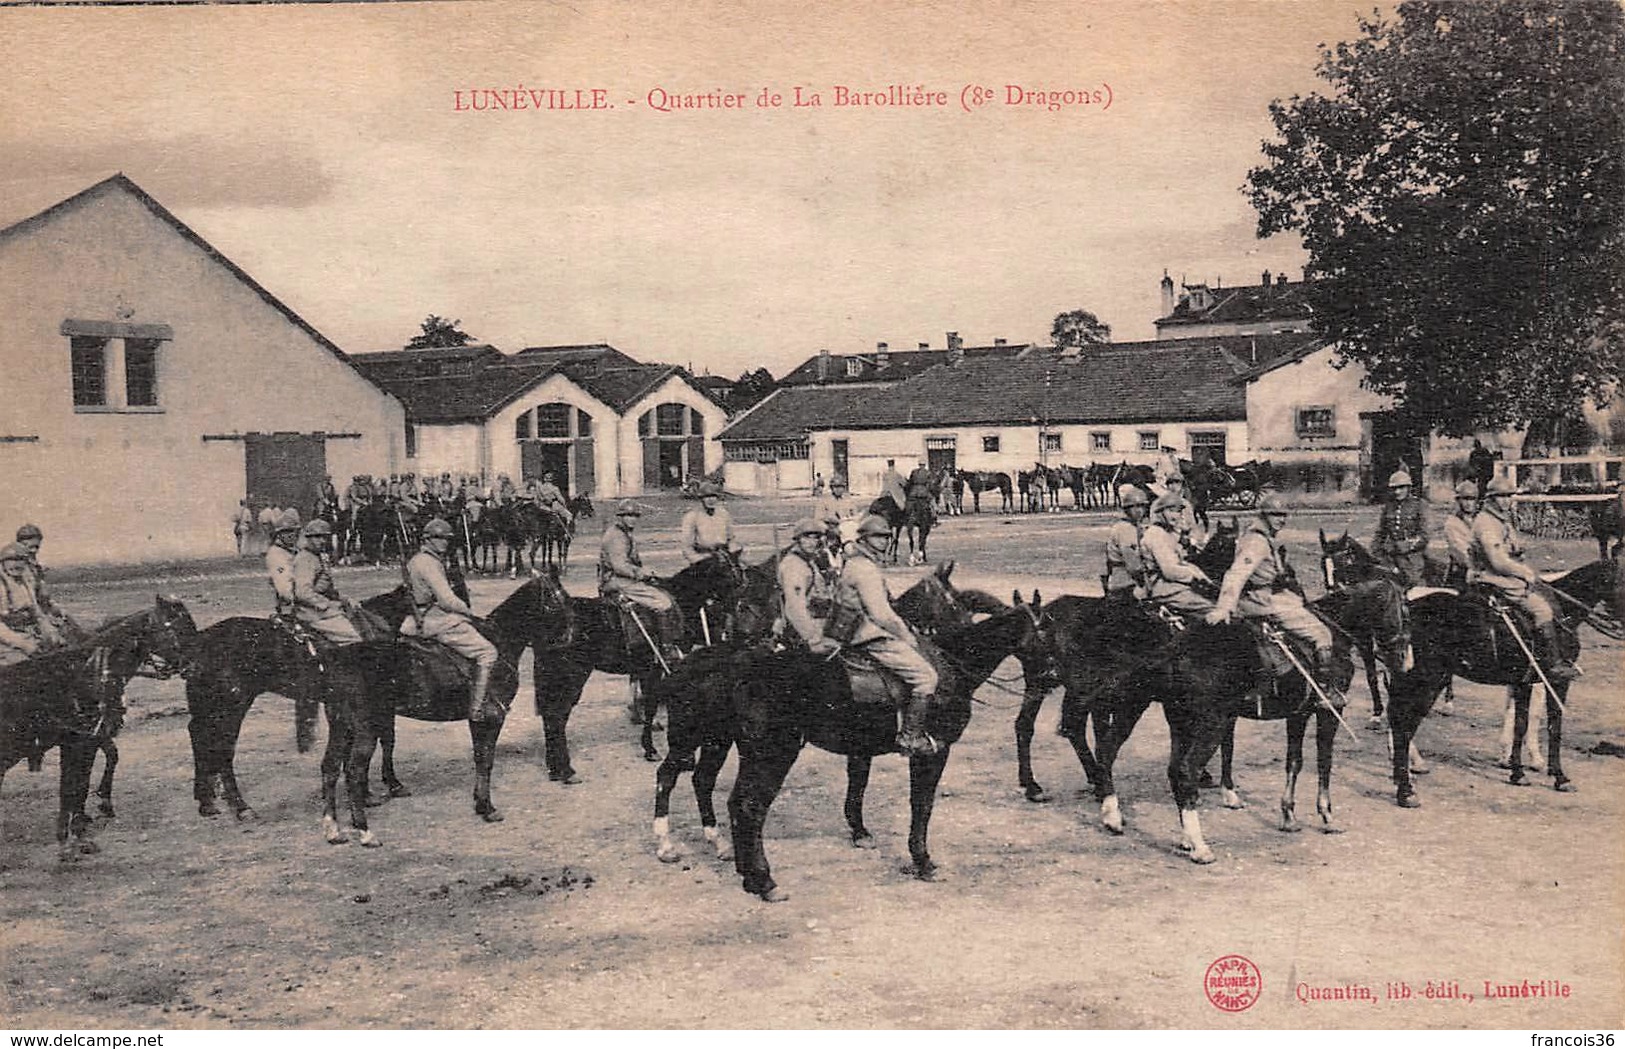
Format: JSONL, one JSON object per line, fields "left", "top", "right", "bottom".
{"left": 724, "top": 440, "right": 809, "bottom": 463}
{"left": 577, "top": 411, "right": 593, "bottom": 439}
{"left": 535, "top": 403, "right": 570, "bottom": 438}
{"left": 1296, "top": 406, "right": 1336, "bottom": 438}
{"left": 124, "top": 338, "right": 160, "bottom": 407}
{"left": 638, "top": 411, "right": 651, "bottom": 437}
{"left": 982, "top": 435, "right": 1000, "bottom": 453}
{"left": 71, "top": 336, "right": 108, "bottom": 407}
{"left": 1138, "top": 431, "right": 1160, "bottom": 452}
{"left": 656, "top": 403, "right": 688, "bottom": 436}
{"left": 405, "top": 419, "right": 418, "bottom": 458}
{"left": 1043, "top": 433, "right": 1063, "bottom": 453}
{"left": 1189, "top": 431, "right": 1228, "bottom": 465}
{"left": 514, "top": 413, "right": 532, "bottom": 440}
{"left": 925, "top": 436, "right": 956, "bottom": 451}
{"left": 845, "top": 358, "right": 862, "bottom": 378}
{"left": 690, "top": 409, "right": 706, "bottom": 437}
{"left": 1091, "top": 431, "right": 1111, "bottom": 452}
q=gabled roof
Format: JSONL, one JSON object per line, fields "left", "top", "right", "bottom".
{"left": 0, "top": 173, "right": 390, "bottom": 391}
{"left": 723, "top": 338, "right": 1250, "bottom": 439}
{"left": 512, "top": 343, "right": 643, "bottom": 370}
{"left": 1156, "top": 276, "right": 1313, "bottom": 329}
{"left": 1227, "top": 336, "right": 1332, "bottom": 384}
{"left": 352, "top": 352, "right": 560, "bottom": 423}
{"left": 779, "top": 341, "right": 1036, "bottom": 386}
{"left": 568, "top": 363, "right": 686, "bottom": 412}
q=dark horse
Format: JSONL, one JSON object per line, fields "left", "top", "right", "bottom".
{"left": 866, "top": 495, "right": 935, "bottom": 565}
{"left": 317, "top": 572, "right": 573, "bottom": 846}
{"left": 956, "top": 469, "right": 1014, "bottom": 513}
{"left": 0, "top": 597, "right": 196, "bottom": 858}
{"left": 1371, "top": 556, "right": 1621, "bottom": 808}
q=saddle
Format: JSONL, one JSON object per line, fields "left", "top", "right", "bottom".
{"left": 605, "top": 594, "right": 670, "bottom": 667}
{"left": 397, "top": 637, "right": 476, "bottom": 683}
{"left": 270, "top": 614, "right": 324, "bottom": 659}
{"left": 1240, "top": 620, "right": 1314, "bottom": 680}
{"left": 837, "top": 648, "right": 910, "bottom": 707}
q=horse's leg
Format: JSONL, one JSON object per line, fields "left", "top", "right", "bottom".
{"left": 470, "top": 716, "right": 505, "bottom": 823}
{"left": 1547, "top": 683, "right": 1572, "bottom": 792}
{"left": 215, "top": 711, "right": 256, "bottom": 819}
{"left": 57, "top": 739, "right": 98, "bottom": 859}
{"left": 378, "top": 717, "right": 410, "bottom": 798}
{"left": 903, "top": 746, "right": 951, "bottom": 880}
{"left": 94, "top": 739, "right": 117, "bottom": 819}
{"left": 1313, "top": 706, "right": 1341, "bottom": 832}
{"left": 1217, "top": 716, "right": 1244, "bottom": 809}
{"left": 1387, "top": 671, "right": 1441, "bottom": 807}
{"left": 1093, "top": 699, "right": 1151, "bottom": 834}
{"left": 1364, "top": 643, "right": 1386, "bottom": 726}
{"left": 1170, "top": 710, "right": 1219, "bottom": 864}
{"left": 342, "top": 717, "right": 383, "bottom": 845}
{"left": 844, "top": 754, "right": 876, "bottom": 847}
{"left": 1280, "top": 708, "right": 1309, "bottom": 832}
{"left": 694, "top": 743, "right": 733, "bottom": 860}
{"left": 727, "top": 739, "right": 802, "bottom": 901}
{"left": 188, "top": 708, "right": 223, "bottom": 818}
{"left": 653, "top": 747, "right": 687, "bottom": 862}
{"left": 1507, "top": 682, "right": 1534, "bottom": 788}
{"left": 1015, "top": 686, "right": 1049, "bottom": 802}
{"left": 638, "top": 675, "right": 661, "bottom": 762}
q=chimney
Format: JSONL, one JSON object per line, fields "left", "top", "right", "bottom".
{"left": 1160, "top": 269, "right": 1176, "bottom": 316}
{"left": 918, "top": 342, "right": 930, "bottom": 351}
{"left": 993, "top": 337, "right": 1007, "bottom": 347}
{"left": 1276, "top": 272, "right": 1288, "bottom": 286}
{"left": 947, "top": 331, "right": 964, "bottom": 367}
{"left": 816, "top": 347, "right": 830, "bottom": 382}
{"left": 876, "top": 341, "right": 890, "bottom": 369}
{"left": 1261, "top": 270, "right": 1271, "bottom": 289}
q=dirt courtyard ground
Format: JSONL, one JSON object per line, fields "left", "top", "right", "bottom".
{"left": 3, "top": 498, "right": 1621, "bottom": 1029}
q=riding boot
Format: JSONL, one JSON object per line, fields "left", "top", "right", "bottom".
{"left": 1536, "top": 621, "right": 1578, "bottom": 682}
{"left": 1303, "top": 652, "right": 1344, "bottom": 714}
{"left": 896, "top": 692, "right": 939, "bottom": 758}
{"left": 467, "top": 663, "right": 493, "bottom": 721}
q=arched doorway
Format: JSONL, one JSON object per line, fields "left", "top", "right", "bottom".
{"left": 639, "top": 403, "right": 705, "bottom": 489}
{"left": 515, "top": 402, "right": 596, "bottom": 495}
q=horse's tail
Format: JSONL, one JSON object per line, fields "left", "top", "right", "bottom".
{"left": 295, "top": 685, "right": 320, "bottom": 753}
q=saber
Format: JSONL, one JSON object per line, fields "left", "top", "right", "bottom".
{"left": 625, "top": 606, "right": 671, "bottom": 676}
{"left": 1265, "top": 627, "right": 1360, "bottom": 743}
{"left": 699, "top": 606, "right": 712, "bottom": 647}
{"left": 1493, "top": 605, "right": 1567, "bottom": 714}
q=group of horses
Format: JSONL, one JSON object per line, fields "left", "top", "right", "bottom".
{"left": 3, "top": 527, "right": 1620, "bottom": 902}
{"left": 929, "top": 460, "right": 1274, "bottom": 524}
{"left": 320, "top": 495, "right": 594, "bottom": 576}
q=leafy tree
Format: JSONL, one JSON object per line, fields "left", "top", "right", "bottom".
{"left": 1050, "top": 309, "right": 1112, "bottom": 349}
{"left": 731, "top": 367, "right": 777, "bottom": 412}
{"left": 405, "top": 315, "right": 473, "bottom": 350}
{"left": 1245, "top": 0, "right": 1625, "bottom": 436}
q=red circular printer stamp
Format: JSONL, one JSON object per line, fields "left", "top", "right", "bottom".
{"left": 1205, "top": 954, "right": 1262, "bottom": 1012}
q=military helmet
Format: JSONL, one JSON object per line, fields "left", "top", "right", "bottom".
{"left": 0, "top": 542, "right": 30, "bottom": 563}
{"left": 792, "top": 518, "right": 826, "bottom": 538}
{"left": 615, "top": 499, "right": 642, "bottom": 517}
{"left": 1162, "top": 472, "right": 1184, "bottom": 486}
{"left": 422, "top": 518, "right": 455, "bottom": 539}
{"left": 1454, "top": 480, "right": 1479, "bottom": 499}
{"left": 1119, "top": 485, "right": 1151, "bottom": 509}
{"left": 1257, "top": 491, "right": 1290, "bottom": 514}
{"left": 1485, "top": 474, "right": 1518, "bottom": 496}
{"left": 1388, "top": 469, "right": 1413, "bottom": 488}
{"left": 274, "top": 509, "right": 303, "bottom": 533}
{"left": 301, "top": 519, "right": 333, "bottom": 538}
{"left": 697, "top": 480, "right": 722, "bottom": 498}
{"left": 857, "top": 514, "right": 892, "bottom": 538}
{"left": 1151, "top": 491, "right": 1185, "bottom": 515}
{"left": 16, "top": 523, "right": 42, "bottom": 541}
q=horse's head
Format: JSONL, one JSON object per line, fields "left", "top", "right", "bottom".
{"left": 139, "top": 594, "right": 198, "bottom": 679}
{"left": 894, "top": 569, "right": 976, "bottom": 636}
{"left": 1010, "top": 589, "right": 1060, "bottom": 689}
{"left": 500, "top": 567, "right": 575, "bottom": 650}
{"left": 1319, "top": 529, "right": 1393, "bottom": 590}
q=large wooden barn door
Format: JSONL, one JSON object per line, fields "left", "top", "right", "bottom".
{"left": 686, "top": 435, "right": 705, "bottom": 480}
{"left": 573, "top": 438, "right": 595, "bottom": 496}
{"left": 245, "top": 434, "right": 326, "bottom": 516}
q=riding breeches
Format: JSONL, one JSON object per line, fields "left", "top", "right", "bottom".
{"left": 298, "top": 610, "right": 363, "bottom": 646}
{"left": 1478, "top": 576, "right": 1556, "bottom": 627}
{"left": 1383, "top": 551, "right": 1428, "bottom": 589}
{"left": 1238, "top": 590, "right": 1332, "bottom": 659}
{"left": 400, "top": 608, "right": 497, "bottom": 668}
{"left": 852, "top": 635, "right": 938, "bottom": 697}
{"left": 602, "top": 581, "right": 684, "bottom": 644}
{"left": 1150, "top": 586, "right": 1216, "bottom": 616}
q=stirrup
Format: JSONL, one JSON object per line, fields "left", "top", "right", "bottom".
{"left": 1154, "top": 606, "right": 1188, "bottom": 631}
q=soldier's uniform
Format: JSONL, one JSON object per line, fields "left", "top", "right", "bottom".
{"left": 1102, "top": 486, "right": 1148, "bottom": 600}
{"left": 292, "top": 521, "right": 361, "bottom": 645}
{"left": 0, "top": 542, "right": 62, "bottom": 665}
{"left": 879, "top": 464, "right": 907, "bottom": 514}
{"left": 401, "top": 518, "right": 499, "bottom": 718}
{"left": 777, "top": 519, "right": 837, "bottom": 653}
{"left": 905, "top": 466, "right": 936, "bottom": 520}
{"left": 1442, "top": 480, "right": 1478, "bottom": 589}
{"left": 827, "top": 514, "right": 939, "bottom": 755}
{"left": 535, "top": 476, "right": 570, "bottom": 527}
{"left": 1374, "top": 470, "right": 1429, "bottom": 586}
{"left": 315, "top": 478, "right": 340, "bottom": 520}
{"left": 1142, "top": 494, "right": 1216, "bottom": 615}
{"left": 15, "top": 524, "right": 77, "bottom": 639}
{"left": 598, "top": 502, "right": 684, "bottom": 650}
{"left": 1470, "top": 476, "right": 1575, "bottom": 680}
{"left": 1211, "top": 496, "right": 1336, "bottom": 689}
{"left": 679, "top": 482, "right": 740, "bottom": 564}
{"left": 265, "top": 510, "right": 302, "bottom": 617}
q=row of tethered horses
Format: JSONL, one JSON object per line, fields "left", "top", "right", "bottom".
{"left": 938, "top": 458, "right": 1275, "bottom": 516}
{"left": 2, "top": 520, "right": 1621, "bottom": 901}
{"left": 322, "top": 493, "right": 595, "bottom": 577}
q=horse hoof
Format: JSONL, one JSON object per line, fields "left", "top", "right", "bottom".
{"left": 851, "top": 832, "right": 878, "bottom": 850}
{"left": 1365, "top": 716, "right": 1385, "bottom": 730}
{"left": 481, "top": 808, "right": 505, "bottom": 823}
{"left": 558, "top": 772, "right": 582, "bottom": 786}
{"left": 235, "top": 807, "right": 258, "bottom": 822}
{"left": 326, "top": 830, "right": 348, "bottom": 845}
{"left": 642, "top": 749, "right": 660, "bottom": 763}
{"left": 1196, "top": 769, "right": 1217, "bottom": 789}
{"left": 758, "top": 887, "right": 791, "bottom": 903}
{"left": 389, "top": 784, "right": 414, "bottom": 798}
{"left": 1319, "top": 822, "right": 1344, "bottom": 835}
{"left": 1102, "top": 815, "right": 1124, "bottom": 835}
{"left": 364, "top": 794, "right": 387, "bottom": 808}
{"left": 1023, "top": 786, "right": 1051, "bottom": 804}
{"left": 1508, "top": 772, "right": 1530, "bottom": 787}
{"left": 1222, "top": 790, "right": 1245, "bottom": 810}
{"left": 902, "top": 862, "right": 940, "bottom": 882}
{"left": 1436, "top": 702, "right": 1454, "bottom": 717}
{"left": 715, "top": 844, "right": 733, "bottom": 863}
{"left": 97, "top": 804, "right": 116, "bottom": 820}
{"left": 1396, "top": 792, "right": 1421, "bottom": 809}
{"left": 1189, "top": 847, "right": 1216, "bottom": 865}
{"left": 76, "top": 839, "right": 101, "bottom": 855}
{"left": 360, "top": 830, "right": 381, "bottom": 848}
{"left": 1554, "top": 779, "right": 1577, "bottom": 794}
{"left": 1410, "top": 762, "right": 1430, "bottom": 775}
{"left": 657, "top": 843, "right": 682, "bottom": 864}
{"left": 198, "top": 801, "right": 221, "bottom": 818}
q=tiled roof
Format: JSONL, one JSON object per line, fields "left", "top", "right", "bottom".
{"left": 512, "top": 343, "right": 642, "bottom": 369}
{"left": 352, "top": 352, "right": 558, "bottom": 423}
{"left": 1156, "top": 277, "right": 1313, "bottom": 328}
{"left": 566, "top": 363, "right": 683, "bottom": 412}
{"left": 778, "top": 342, "right": 1035, "bottom": 386}
{"left": 717, "top": 386, "right": 878, "bottom": 441}
{"left": 1227, "top": 337, "right": 1332, "bottom": 384}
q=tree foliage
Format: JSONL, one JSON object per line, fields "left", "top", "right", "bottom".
{"left": 1245, "top": 0, "right": 1625, "bottom": 436}
{"left": 730, "top": 367, "right": 776, "bottom": 412}
{"left": 405, "top": 315, "right": 473, "bottom": 350}
{"left": 1050, "top": 309, "right": 1112, "bottom": 349}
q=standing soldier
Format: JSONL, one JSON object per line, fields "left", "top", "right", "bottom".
{"left": 1102, "top": 486, "right": 1149, "bottom": 601}
{"left": 292, "top": 520, "right": 362, "bottom": 645}
{"left": 1205, "top": 493, "right": 1341, "bottom": 705}
{"left": 438, "top": 473, "right": 456, "bottom": 505}
{"left": 599, "top": 501, "right": 684, "bottom": 660}
{"left": 1141, "top": 492, "right": 1218, "bottom": 616}
{"left": 826, "top": 514, "right": 940, "bottom": 757}
{"left": 1442, "top": 480, "right": 1480, "bottom": 589}
{"left": 401, "top": 518, "right": 499, "bottom": 720}
{"left": 1471, "top": 475, "right": 1577, "bottom": 681}
{"left": 679, "top": 481, "right": 741, "bottom": 564}
{"left": 315, "top": 475, "right": 340, "bottom": 522}
{"left": 232, "top": 499, "right": 256, "bottom": 555}
{"left": 266, "top": 510, "right": 302, "bottom": 617}
{"left": 0, "top": 542, "right": 64, "bottom": 665}
{"left": 1374, "top": 469, "right": 1429, "bottom": 587}
{"left": 777, "top": 518, "right": 840, "bottom": 655}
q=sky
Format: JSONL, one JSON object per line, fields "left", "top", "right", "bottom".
{"left": 0, "top": 0, "right": 1381, "bottom": 380}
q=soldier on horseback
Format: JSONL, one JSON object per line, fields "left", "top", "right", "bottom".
{"left": 292, "top": 520, "right": 362, "bottom": 645}
{"left": 1158, "top": 472, "right": 1203, "bottom": 550}
{"left": 680, "top": 481, "right": 741, "bottom": 565}
{"left": 315, "top": 475, "right": 340, "bottom": 521}
{"left": 1142, "top": 491, "right": 1217, "bottom": 615}
{"left": 1205, "top": 493, "right": 1340, "bottom": 706}
{"left": 827, "top": 514, "right": 939, "bottom": 757}
{"left": 1442, "top": 480, "right": 1479, "bottom": 589}
{"left": 402, "top": 518, "right": 500, "bottom": 720}
{"left": 1374, "top": 469, "right": 1430, "bottom": 587}
{"left": 599, "top": 500, "right": 685, "bottom": 661}
{"left": 535, "top": 471, "right": 571, "bottom": 531}
{"left": 1102, "top": 485, "right": 1149, "bottom": 602}
{"left": 266, "top": 510, "right": 302, "bottom": 617}
{"left": 880, "top": 460, "right": 907, "bottom": 515}
{"left": 14, "top": 524, "right": 79, "bottom": 639}
{"left": 777, "top": 518, "right": 840, "bottom": 655}
{"left": 1471, "top": 475, "right": 1578, "bottom": 681}
{"left": 0, "top": 541, "right": 64, "bottom": 665}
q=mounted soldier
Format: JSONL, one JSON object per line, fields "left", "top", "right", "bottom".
{"left": 1205, "top": 493, "right": 1341, "bottom": 705}
{"left": 826, "top": 514, "right": 939, "bottom": 757}
{"left": 679, "top": 481, "right": 740, "bottom": 565}
{"left": 315, "top": 475, "right": 340, "bottom": 521}
{"left": 292, "top": 520, "right": 363, "bottom": 645}
{"left": 0, "top": 541, "right": 65, "bottom": 666}
{"left": 437, "top": 473, "right": 456, "bottom": 504}
{"left": 905, "top": 461, "right": 936, "bottom": 520}
{"left": 598, "top": 500, "right": 685, "bottom": 661}
{"left": 266, "top": 509, "right": 303, "bottom": 618}
{"left": 879, "top": 459, "right": 907, "bottom": 515}
{"left": 1442, "top": 479, "right": 1479, "bottom": 590}
{"left": 15, "top": 523, "right": 80, "bottom": 639}
{"left": 1158, "top": 472, "right": 1203, "bottom": 550}
{"left": 1470, "top": 475, "right": 1577, "bottom": 681}
{"left": 401, "top": 518, "right": 499, "bottom": 720}
{"left": 1374, "top": 469, "right": 1429, "bottom": 587}
{"left": 344, "top": 474, "right": 373, "bottom": 511}
{"left": 1102, "top": 485, "right": 1149, "bottom": 602}
{"left": 1141, "top": 491, "right": 1217, "bottom": 616}
{"left": 535, "top": 471, "right": 571, "bottom": 530}
{"left": 777, "top": 518, "right": 840, "bottom": 655}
